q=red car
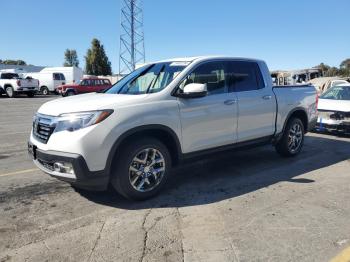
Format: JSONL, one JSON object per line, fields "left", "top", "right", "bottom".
{"left": 57, "top": 78, "right": 112, "bottom": 96}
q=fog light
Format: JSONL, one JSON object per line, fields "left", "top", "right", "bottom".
{"left": 53, "top": 162, "right": 75, "bottom": 174}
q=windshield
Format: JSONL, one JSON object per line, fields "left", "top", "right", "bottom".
{"left": 320, "top": 86, "right": 350, "bottom": 100}
{"left": 106, "top": 62, "right": 189, "bottom": 95}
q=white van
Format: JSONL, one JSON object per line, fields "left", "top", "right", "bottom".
{"left": 24, "top": 72, "right": 66, "bottom": 95}
{"left": 40, "top": 67, "right": 83, "bottom": 85}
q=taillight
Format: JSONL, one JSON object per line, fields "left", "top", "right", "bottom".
{"left": 16, "top": 80, "right": 21, "bottom": 86}
{"left": 315, "top": 93, "right": 319, "bottom": 109}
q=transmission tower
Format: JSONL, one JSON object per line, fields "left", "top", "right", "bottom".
{"left": 119, "top": 0, "right": 145, "bottom": 75}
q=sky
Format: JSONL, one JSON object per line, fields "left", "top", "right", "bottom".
{"left": 1, "top": 0, "right": 349, "bottom": 72}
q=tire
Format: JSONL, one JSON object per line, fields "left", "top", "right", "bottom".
{"left": 275, "top": 117, "right": 305, "bottom": 157}
{"left": 27, "top": 92, "right": 35, "bottom": 98}
{"left": 111, "top": 137, "right": 171, "bottom": 200}
{"left": 41, "top": 86, "right": 49, "bottom": 96}
{"left": 5, "top": 86, "right": 16, "bottom": 98}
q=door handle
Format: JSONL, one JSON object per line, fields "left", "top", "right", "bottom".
{"left": 262, "top": 95, "right": 272, "bottom": 100}
{"left": 224, "top": 99, "right": 237, "bottom": 105}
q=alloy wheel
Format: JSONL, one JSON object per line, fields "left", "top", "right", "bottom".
{"left": 129, "top": 148, "right": 166, "bottom": 192}
{"left": 288, "top": 123, "right": 303, "bottom": 153}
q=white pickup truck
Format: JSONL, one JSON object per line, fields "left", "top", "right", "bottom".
{"left": 28, "top": 57, "right": 318, "bottom": 200}
{"left": 0, "top": 72, "right": 39, "bottom": 97}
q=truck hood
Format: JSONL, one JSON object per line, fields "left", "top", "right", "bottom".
{"left": 38, "top": 93, "right": 149, "bottom": 116}
{"left": 318, "top": 98, "right": 350, "bottom": 112}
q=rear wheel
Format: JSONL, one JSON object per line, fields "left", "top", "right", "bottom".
{"left": 111, "top": 137, "right": 171, "bottom": 200}
{"left": 5, "top": 86, "right": 15, "bottom": 98}
{"left": 41, "top": 86, "right": 49, "bottom": 95}
{"left": 275, "top": 118, "right": 304, "bottom": 157}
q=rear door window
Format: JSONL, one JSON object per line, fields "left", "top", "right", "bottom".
{"left": 228, "top": 61, "right": 264, "bottom": 92}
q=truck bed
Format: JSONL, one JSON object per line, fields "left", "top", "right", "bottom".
{"left": 273, "top": 84, "right": 318, "bottom": 134}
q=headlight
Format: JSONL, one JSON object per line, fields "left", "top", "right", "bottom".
{"left": 54, "top": 110, "right": 113, "bottom": 133}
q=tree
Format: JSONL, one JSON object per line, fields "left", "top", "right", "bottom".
{"left": 63, "top": 49, "right": 79, "bottom": 67}
{"left": 325, "top": 67, "right": 339, "bottom": 77}
{"left": 340, "top": 58, "right": 350, "bottom": 70}
{"left": 314, "top": 63, "right": 330, "bottom": 76}
{"left": 85, "top": 38, "right": 112, "bottom": 75}
{"left": 340, "top": 59, "right": 350, "bottom": 76}
{"left": 1, "top": 60, "right": 26, "bottom": 65}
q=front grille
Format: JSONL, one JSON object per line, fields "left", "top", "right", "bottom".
{"left": 33, "top": 114, "right": 56, "bottom": 144}
{"left": 37, "top": 159, "right": 55, "bottom": 171}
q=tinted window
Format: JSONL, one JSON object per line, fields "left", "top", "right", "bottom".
{"left": 1, "top": 73, "right": 19, "bottom": 79}
{"left": 228, "top": 62, "right": 264, "bottom": 92}
{"left": 103, "top": 79, "right": 110, "bottom": 85}
{"left": 179, "top": 61, "right": 228, "bottom": 95}
{"left": 53, "top": 73, "right": 60, "bottom": 80}
{"left": 60, "top": 73, "right": 66, "bottom": 80}
{"left": 81, "top": 79, "right": 93, "bottom": 86}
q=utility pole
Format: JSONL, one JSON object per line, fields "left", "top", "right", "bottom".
{"left": 119, "top": 0, "right": 145, "bottom": 75}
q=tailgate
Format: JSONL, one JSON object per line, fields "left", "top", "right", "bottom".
{"left": 20, "top": 79, "right": 39, "bottom": 88}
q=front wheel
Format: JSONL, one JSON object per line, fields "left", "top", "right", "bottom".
{"left": 111, "top": 137, "right": 171, "bottom": 200}
{"left": 275, "top": 118, "right": 305, "bottom": 157}
{"left": 65, "top": 90, "right": 75, "bottom": 96}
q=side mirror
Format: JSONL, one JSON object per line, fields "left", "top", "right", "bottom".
{"left": 177, "top": 83, "right": 207, "bottom": 98}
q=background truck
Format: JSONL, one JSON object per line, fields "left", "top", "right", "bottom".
{"left": 28, "top": 56, "right": 318, "bottom": 200}
{"left": 0, "top": 71, "right": 39, "bottom": 97}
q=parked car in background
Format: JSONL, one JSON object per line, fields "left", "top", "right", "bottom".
{"left": 29, "top": 56, "right": 318, "bottom": 200}
{"left": 24, "top": 72, "right": 66, "bottom": 95}
{"left": 0, "top": 71, "right": 39, "bottom": 97}
{"left": 56, "top": 78, "right": 112, "bottom": 96}
{"left": 316, "top": 84, "right": 350, "bottom": 133}
{"left": 309, "top": 77, "right": 349, "bottom": 94}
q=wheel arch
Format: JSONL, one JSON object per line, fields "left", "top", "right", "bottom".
{"left": 65, "top": 88, "right": 77, "bottom": 94}
{"left": 283, "top": 107, "right": 309, "bottom": 134}
{"left": 106, "top": 125, "right": 182, "bottom": 176}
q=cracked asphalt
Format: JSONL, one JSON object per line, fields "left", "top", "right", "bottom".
{"left": 1, "top": 96, "right": 350, "bottom": 262}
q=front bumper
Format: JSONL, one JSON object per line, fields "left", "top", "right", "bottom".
{"left": 316, "top": 118, "right": 350, "bottom": 133}
{"left": 28, "top": 142, "right": 109, "bottom": 191}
